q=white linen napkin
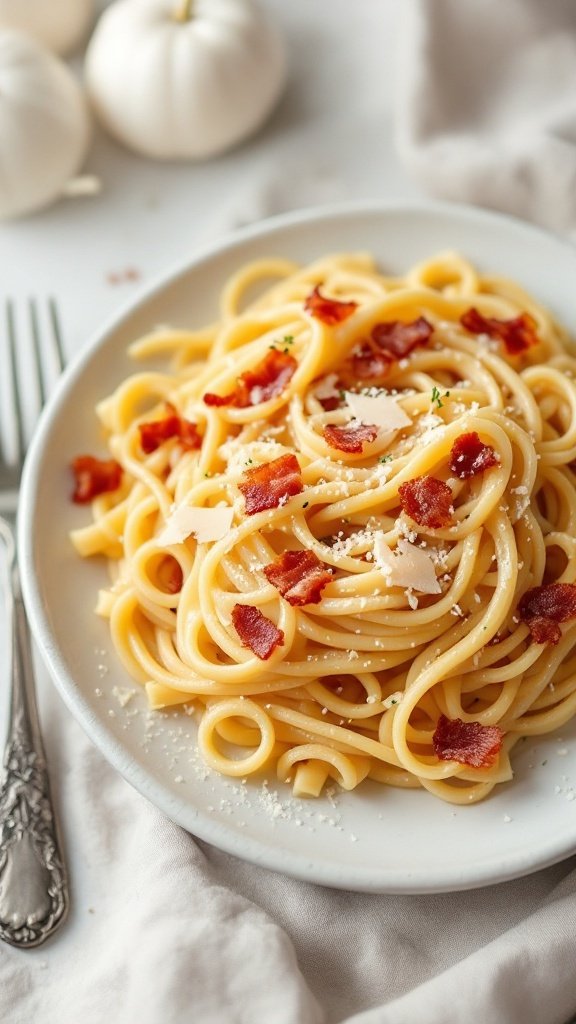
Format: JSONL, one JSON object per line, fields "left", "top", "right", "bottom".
{"left": 396, "top": 0, "right": 576, "bottom": 235}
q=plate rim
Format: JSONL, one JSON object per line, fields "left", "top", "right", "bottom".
{"left": 18, "top": 197, "right": 576, "bottom": 893}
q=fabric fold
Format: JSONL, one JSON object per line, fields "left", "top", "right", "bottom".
{"left": 396, "top": 0, "right": 576, "bottom": 234}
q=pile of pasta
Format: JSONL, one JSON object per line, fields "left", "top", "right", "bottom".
{"left": 70, "top": 250, "right": 576, "bottom": 804}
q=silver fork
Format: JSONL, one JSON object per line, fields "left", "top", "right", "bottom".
{"left": 0, "top": 300, "right": 69, "bottom": 948}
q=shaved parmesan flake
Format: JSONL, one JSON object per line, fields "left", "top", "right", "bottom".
{"left": 373, "top": 535, "right": 441, "bottom": 594}
{"left": 345, "top": 392, "right": 411, "bottom": 430}
{"left": 158, "top": 506, "right": 234, "bottom": 545}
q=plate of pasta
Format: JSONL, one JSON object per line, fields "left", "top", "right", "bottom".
{"left": 20, "top": 200, "right": 576, "bottom": 892}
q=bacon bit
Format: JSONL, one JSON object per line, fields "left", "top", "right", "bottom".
{"left": 342, "top": 317, "right": 433, "bottom": 384}
{"left": 433, "top": 714, "right": 503, "bottom": 768}
{"left": 398, "top": 476, "right": 453, "bottom": 529}
{"left": 518, "top": 583, "right": 576, "bottom": 645}
{"left": 460, "top": 307, "right": 539, "bottom": 355}
{"left": 350, "top": 344, "right": 393, "bottom": 381}
{"left": 239, "top": 453, "right": 303, "bottom": 515}
{"left": 231, "top": 604, "right": 284, "bottom": 660}
{"left": 449, "top": 432, "right": 499, "bottom": 479}
{"left": 525, "top": 618, "right": 562, "bottom": 644}
{"left": 323, "top": 423, "right": 378, "bottom": 454}
{"left": 318, "top": 395, "right": 342, "bottom": 411}
{"left": 234, "top": 349, "right": 296, "bottom": 407}
{"left": 371, "top": 317, "right": 434, "bottom": 358}
{"left": 139, "top": 404, "right": 202, "bottom": 454}
{"left": 156, "top": 556, "right": 183, "bottom": 594}
{"left": 203, "top": 391, "right": 234, "bottom": 408}
{"left": 204, "top": 349, "right": 296, "bottom": 409}
{"left": 304, "top": 286, "right": 357, "bottom": 325}
{"left": 263, "top": 550, "right": 332, "bottom": 606}
{"left": 71, "top": 455, "right": 122, "bottom": 504}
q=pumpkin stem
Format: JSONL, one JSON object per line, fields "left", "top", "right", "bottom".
{"left": 175, "top": 0, "right": 194, "bottom": 20}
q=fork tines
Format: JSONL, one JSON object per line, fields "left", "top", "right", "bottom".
{"left": 0, "top": 299, "right": 65, "bottom": 471}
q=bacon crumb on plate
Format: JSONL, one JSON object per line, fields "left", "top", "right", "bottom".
{"left": 231, "top": 604, "right": 284, "bottom": 659}
{"left": 263, "top": 550, "right": 332, "bottom": 606}
{"left": 239, "top": 453, "right": 303, "bottom": 515}
{"left": 323, "top": 423, "right": 378, "bottom": 454}
{"left": 518, "top": 583, "right": 576, "bottom": 645}
{"left": 304, "top": 286, "right": 358, "bottom": 325}
{"left": 449, "top": 432, "right": 498, "bottom": 479}
{"left": 460, "top": 307, "right": 539, "bottom": 355}
{"left": 433, "top": 714, "right": 503, "bottom": 768}
{"left": 398, "top": 475, "right": 453, "bottom": 529}
{"left": 71, "top": 455, "right": 122, "bottom": 504}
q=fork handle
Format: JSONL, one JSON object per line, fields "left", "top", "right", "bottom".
{"left": 0, "top": 520, "right": 69, "bottom": 947}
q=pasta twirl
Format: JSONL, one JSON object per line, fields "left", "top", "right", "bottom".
{"left": 71, "top": 250, "right": 576, "bottom": 805}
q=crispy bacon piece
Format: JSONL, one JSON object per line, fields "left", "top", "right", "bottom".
{"left": 342, "top": 317, "right": 433, "bottom": 384}
{"left": 526, "top": 618, "right": 562, "bottom": 645}
{"left": 204, "top": 349, "right": 296, "bottom": 409}
{"left": 460, "top": 307, "right": 539, "bottom": 356}
{"left": 139, "top": 404, "right": 202, "bottom": 454}
{"left": 323, "top": 423, "right": 378, "bottom": 454}
{"left": 263, "top": 550, "right": 332, "bottom": 606}
{"left": 236, "top": 349, "right": 296, "bottom": 406}
{"left": 398, "top": 475, "right": 453, "bottom": 529}
{"left": 202, "top": 392, "right": 233, "bottom": 408}
{"left": 518, "top": 583, "right": 576, "bottom": 645}
{"left": 350, "top": 344, "right": 393, "bottom": 381}
{"left": 304, "top": 286, "right": 357, "bottom": 325}
{"left": 318, "top": 395, "right": 342, "bottom": 411}
{"left": 433, "top": 714, "right": 503, "bottom": 768}
{"left": 371, "top": 317, "right": 434, "bottom": 358}
{"left": 231, "top": 604, "right": 284, "bottom": 660}
{"left": 71, "top": 455, "right": 122, "bottom": 504}
{"left": 449, "top": 432, "right": 499, "bottom": 480}
{"left": 239, "top": 453, "right": 303, "bottom": 515}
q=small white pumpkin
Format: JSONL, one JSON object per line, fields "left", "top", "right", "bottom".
{"left": 0, "top": 30, "right": 91, "bottom": 219}
{"left": 85, "top": 0, "right": 287, "bottom": 160}
{"left": 0, "top": 0, "right": 94, "bottom": 56}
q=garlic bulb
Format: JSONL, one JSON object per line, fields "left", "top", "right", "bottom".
{"left": 0, "top": 30, "right": 91, "bottom": 219}
{"left": 85, "top": 0, "right": 287, "bottom": 160}
{"left": 0, "top": 0, "right": 94, "bottom": 56}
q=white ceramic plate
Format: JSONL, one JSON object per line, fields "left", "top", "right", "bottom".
{"left": 19, "top": 200, "right": 576, "bottom": 893}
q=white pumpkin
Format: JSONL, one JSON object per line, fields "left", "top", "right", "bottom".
{"left": 0, "top": 0, "right": 94, "bottom": 56}
{"left": 0, "top": 30, "right": 91, "bottom": 219}
{"left": 85, "top": 0, "right": 287, "bottom": 160}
